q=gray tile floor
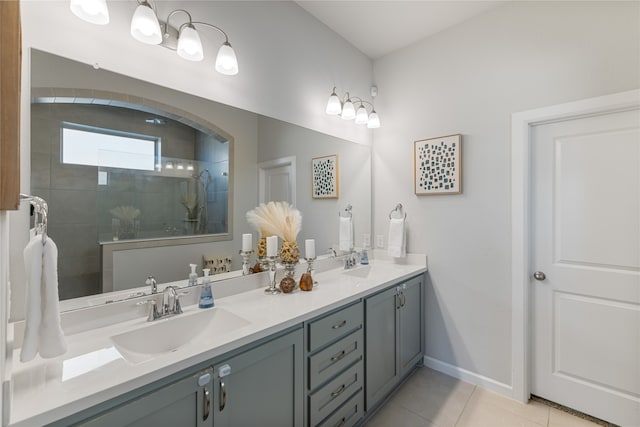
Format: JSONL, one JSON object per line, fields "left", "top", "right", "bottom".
{"left": 364, "top": 367, "right": 603, "bottom": 427}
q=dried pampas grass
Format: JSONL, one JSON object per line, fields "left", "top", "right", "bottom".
{"left": 246, "top": 201, "right": 302, "bottom": 241}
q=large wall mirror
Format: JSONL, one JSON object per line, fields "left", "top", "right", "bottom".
{"left": 28, "top": 49, "right": 371, "bottom": 312}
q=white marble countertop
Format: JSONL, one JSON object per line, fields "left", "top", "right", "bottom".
{"left": 7, "top": 252, "right": 426, "bottom": 427}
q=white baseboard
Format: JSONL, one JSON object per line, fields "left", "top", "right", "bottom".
{"left": 423, "top": 356, "right": 513, "bottom": 398}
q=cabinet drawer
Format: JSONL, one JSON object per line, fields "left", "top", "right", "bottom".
{"left": 309, "top": 361, "right": 363, "bottom": 426}
{"left": 309, "top": 302, "right": 363, "bottom": 352}
{"left": 316, "top": 389, "right": 363, "bottom": 427}
{"left": 309, "top": 329, "right": 363, "bottom": 390}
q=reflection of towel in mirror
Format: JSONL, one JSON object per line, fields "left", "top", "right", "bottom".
{"left": 21, "top": 235, "right": 67, "bottom": 362}
{"left": 387, "top": 217, "right": 406, "bottom": 258}
{"left": 339, "top": 216, "right": 353, "bottom": 252}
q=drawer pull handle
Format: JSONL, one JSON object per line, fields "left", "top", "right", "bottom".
{"left": 336, "top": 416, "right": 347, "bottom": 427}
{"left": 332, "top": 320, "right": 347, "bottom": 329}
{"left": 219, "top": 379, "right": 227, "bottom": 411}
{"left": 330, "top": 350, "right": 346, "bottom": 362}
{"left": 330, "top": 384, "right": 346, "bottom": 398}
{"left": 203, "top": 386, "right": 210, "bottom": 421}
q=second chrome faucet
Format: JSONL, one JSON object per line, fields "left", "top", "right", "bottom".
{"left": 142, "top": 276, "right": 184, "bottom": 322}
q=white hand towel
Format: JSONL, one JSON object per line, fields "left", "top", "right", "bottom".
{"left": 21, "top": 235, "right": 43, "bottom": 362}
{"left": 20, "top": 236, "right": 66, "bottom": 362}
{"left": 39, "top": 237, "right": 66, "bottom": 358}
{"left": 387, "top": 217, "right": 406, "bottom": 258}
{"left": 339, "top": 216, "right": 353, "bottom": 252}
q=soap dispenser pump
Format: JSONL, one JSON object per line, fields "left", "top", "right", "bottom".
{"left": 188, "top": 263, "right": 198, "bottom": 287}
{"left": 199, "top": 268, "right": 214, "bottom": 308}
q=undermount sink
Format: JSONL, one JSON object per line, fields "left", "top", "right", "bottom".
{"left": 341, "top": 264, "right": 372, "bottom": 279}
{"left": 111, "top": 308, "right": 249, "bottom": 364}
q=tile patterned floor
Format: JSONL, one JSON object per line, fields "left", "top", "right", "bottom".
{"left": 364, "top": 367, "right": 605, "bottom": 427}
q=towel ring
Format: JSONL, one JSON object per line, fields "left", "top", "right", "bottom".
{"left": 389, "top": 203, "right": 407, "bottom": 220}
{"left": 338, "top": 204, "right": 353, "bottom": 218}
{"left": 20, "top": 193, "right": 48, "bottom": 243}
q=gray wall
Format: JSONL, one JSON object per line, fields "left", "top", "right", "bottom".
{"left": 258, "top": 116, "right": 372, "bottom": 255}
{"left": 372, "top": 1, "right": 640, "bottom": 389}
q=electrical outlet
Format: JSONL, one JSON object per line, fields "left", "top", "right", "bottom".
{"left": 203, "top": 255, "right": 232, "bottom": 275}
{"left": 363, "top": 234, "right": 371, "bottom": 248}
{"left": 376, "top": 234, "right": 384, "bottom": 248}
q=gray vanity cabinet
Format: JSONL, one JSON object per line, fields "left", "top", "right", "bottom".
{"left": 212, "top": 327, "right": 304, "bottom": 427}
{"left": 77, "top": 368, "right": 215, "bottom": 427}
{"left": 306, "top": 302, "right": 365, "bottom": 427}
{"left": 364, "top": 275, "right": 423, "bottom": 411}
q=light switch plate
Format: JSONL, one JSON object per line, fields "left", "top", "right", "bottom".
{"left": 376, "top": 234, "right": 384, "bottom": 248}
{"left": 363, "top": 234, "right": 371, "bottom": 248}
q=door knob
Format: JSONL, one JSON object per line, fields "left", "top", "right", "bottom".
{"left": 533, "top": 271, "right": 546, "bottom": 281}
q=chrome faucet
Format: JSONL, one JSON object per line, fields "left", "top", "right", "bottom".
{"left": 344, "top": 251, "right": 360, "bottom": 269}
{"left": 139, "top": 284, "right": 184, "bottom": 322}
{"left": 146, "top": 275, "right": 157, "bottom": 294}
{"left": 162, "top": 286, "right": 183, "bottom": 316}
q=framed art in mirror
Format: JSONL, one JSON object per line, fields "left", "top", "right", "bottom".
{"left": 311, "top": 154, "right": 339, "bottom": 199}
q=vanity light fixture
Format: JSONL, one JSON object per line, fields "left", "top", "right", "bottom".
{"left": 131, "top": 2, "right": 239, "bottom": 75}
{"left": 71, "top": 0, "right": 239, "bottom": 76}
{"left": 326, "top": 87, "right": 381, "bottom": 128}
{"left": 70, "top": 0, "right": 109, "bottom": 25}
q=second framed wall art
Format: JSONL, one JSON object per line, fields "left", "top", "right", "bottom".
{"left": 312, "top": 154, "right": 339, "bottom": 199}
{"left": 414, "top": 134, "right": 462, "bottom": 195}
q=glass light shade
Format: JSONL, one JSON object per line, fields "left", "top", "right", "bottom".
{"left": 215, "top": 42, "right": 239, "bottom": 75}
{"left": 130, "top": 2, "right": 162, "bottom": 45}
{"left": 341, "top": 100, "right": 356, "bottom": 120}
{"left": 326, "top": 92, "right": 342, "bottom": 115}
{"left": 367, "top": 111, "right": 381, "bottom": 128}
{"left": 70, "top": 0, "right": 109, "bottom": 25}
{"left": 355, "top": 105, "right": 369, "bottom": 124}
{"left": 177, "top": 25, "right": 204, "bottom": 61}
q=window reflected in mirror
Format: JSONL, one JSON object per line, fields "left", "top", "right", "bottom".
{"left": 31, "top": 95, "right": 230, "bottom": 299}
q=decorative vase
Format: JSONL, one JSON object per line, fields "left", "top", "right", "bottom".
{"left": 280, "top": 261, "right": 298, "bottom": 293}
{"left": 256, "top": 237, "right": 267, "bottom": 258}
{"left": 299, "top": 272, "right": 313, "bottom": 291}
{"left": 279, "top": 240, "right": 300, "bottom": 263}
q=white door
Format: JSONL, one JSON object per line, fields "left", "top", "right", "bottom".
{"left": 258, "top": 156, "right": 296, "bottom": 205}
{"left": 531, "top": 108, "right": 640, "bottom": 426}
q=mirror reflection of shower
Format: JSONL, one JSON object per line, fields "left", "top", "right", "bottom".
{"left": 193, "top": 169, "right": 211, "bottom": 234}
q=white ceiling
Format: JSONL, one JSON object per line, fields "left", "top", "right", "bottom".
{"left": 295, "top": 1, "right": 504, "bottom": 59}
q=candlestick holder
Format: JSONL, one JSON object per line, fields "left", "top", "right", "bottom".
{"left": 264, "top": 256, "right": 281, "bottom": 295}
{"left": 257, "top": 256, "right": 270, "bottom": 272}
{"left": 239, "top": 250, "right": 254, "bottom": 276}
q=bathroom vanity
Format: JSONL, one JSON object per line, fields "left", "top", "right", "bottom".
{"left": 6, "top": 253, "right": 426, "bottom": 427}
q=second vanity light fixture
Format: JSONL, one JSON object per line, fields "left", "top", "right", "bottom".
{"left": 70, "top": 0, "right": 239, "bottom": 76}
{"left": 326, "top": 87, "right": 380, "bottom": 129}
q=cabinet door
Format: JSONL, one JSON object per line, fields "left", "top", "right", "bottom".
{"left": 364, "top": 286, "right": 399, "bottom": 410}
{"left": 79, "top": 369, "right": 214, "bottom": 427}
{"left": 399, "top": 276, "right": 423, "bottom": 376}
{"left": 214, "top": 328, "right": 304, "bottom": 427}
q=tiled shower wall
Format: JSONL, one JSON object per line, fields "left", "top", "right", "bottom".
{"left": 31, "top": 103, "right": 229, "bottom": 299}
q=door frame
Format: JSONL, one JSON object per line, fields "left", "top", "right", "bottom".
{"left": 510, "top": 89, "right": 640, "bottom": 403}
{"left": 258, "top": 156, "right": 296, "bottom": 206}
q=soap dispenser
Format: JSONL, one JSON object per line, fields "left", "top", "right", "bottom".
{"left": 199, "top": 268, "right": 214, "bottom": 308}
{"left": 188, "top": 263, "right": 198, "bottom": 287}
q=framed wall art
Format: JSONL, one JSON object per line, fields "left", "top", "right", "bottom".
{"left": 414, "top": 134, "right": 462, "bottom": 195}
{"left": 312, "top": 154, "right": 339, "bottom": 199}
